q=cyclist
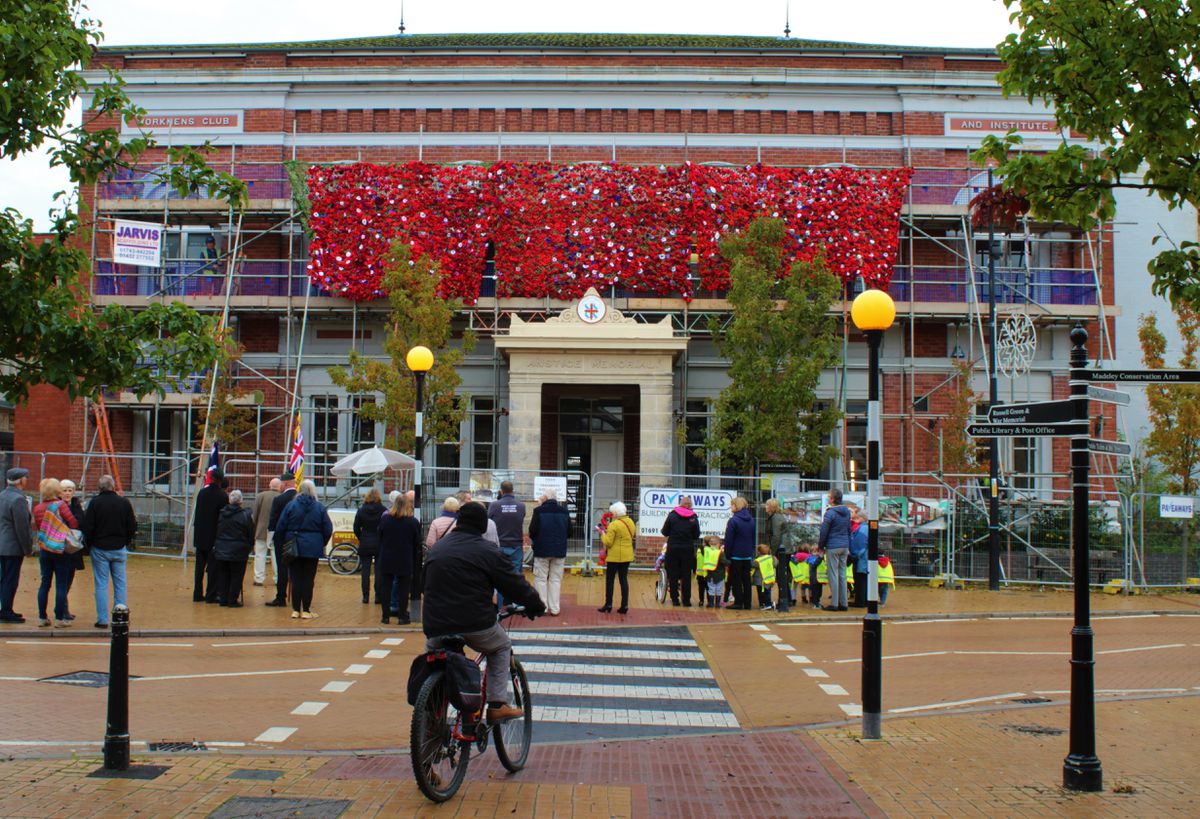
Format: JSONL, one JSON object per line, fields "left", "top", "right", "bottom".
{"left": 422, "top": 501, "right": 546, "bottom": 723}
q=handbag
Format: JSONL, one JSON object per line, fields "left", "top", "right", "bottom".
{"left": 280, "top": 538, "right": 298, "bottom": 564}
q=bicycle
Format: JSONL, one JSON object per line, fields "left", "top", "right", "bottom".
{"left": 410, "top": 604, "right": 536, "bottom": 803}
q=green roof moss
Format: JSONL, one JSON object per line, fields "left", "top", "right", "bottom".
{"left": 102, "top": 31, "right": 996, "bottom": 56}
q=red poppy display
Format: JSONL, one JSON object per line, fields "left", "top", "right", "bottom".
{"left": 306, "top": 161, "right": 912, "bottom": 302}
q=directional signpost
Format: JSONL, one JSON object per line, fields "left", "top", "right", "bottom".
{"left": 1086, "top": 439, "right": 1132, "bottom": 457}
{"left": 987, "top": 398, "right": 1074, "bottom": 425}
{"left": 968, "top": 421, "right": 1087, "bottom": 437}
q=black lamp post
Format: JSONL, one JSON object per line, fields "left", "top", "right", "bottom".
{"left": 406, "top": 345, "right": 434, "bottom": 525}
{"left": 986, "top": 167, "right": 1001, "bottom": 591}
{"left": 851, "top": 287, "right": 895, "bottom": 740}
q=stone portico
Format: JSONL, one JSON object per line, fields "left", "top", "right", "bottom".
{"left": 495, "top": 289, "right": 687, "bottom": 478}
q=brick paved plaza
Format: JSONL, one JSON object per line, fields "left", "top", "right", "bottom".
{"left": 0, "top": 556, "right": 1196, "bottom": 816}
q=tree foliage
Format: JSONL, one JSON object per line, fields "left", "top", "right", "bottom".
{"left": 192, "top": 335, "right": 256, "bottom": 449}
{"left": 940, "top": 358, "right": 984, "bottom": 476}
{"left": 704, "top": 217, "right": 841, "bottom": 475}
{"left": 0, "top": 0, "right": 248, "bottom": 402}
{"left": 1138, "top": 307, "right": 1200, "bottom": 496}
{"left": 329, "top": 241, "right": 476, "bottom": 453}
{"left": 975, "top": 0, "right": 1200, "bottom": 308}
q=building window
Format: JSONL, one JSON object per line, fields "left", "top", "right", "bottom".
{"left": 434, "top": 442, "right": 460, "bottom": 488}
{"left": 844, "top": 400, "right": 867, "bottom": 483}
{"left": 683, "top": 399, "right": 709, "bottom": 483}
{"left": 310, "top": 395, "right": 339, "bottom": 477}
{"left": 557, "top": 398, "right": 624, "bottom": 434}
{"left": 1012, "top": 436, "right": 1037, "bottom": 490}
{"left": 145, "top": 409, "right": 179, "bottom": 487}
{"left": 472, "top": 397, "right": 496, "bottom": 470}
{"left": 351, "top": 395, "right": 376, "bottom": 451}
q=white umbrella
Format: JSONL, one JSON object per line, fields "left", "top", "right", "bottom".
{"left": 330, "top": 446, "right": 417, "bottom": 476}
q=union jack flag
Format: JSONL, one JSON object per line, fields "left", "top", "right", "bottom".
{"left": 288, "top": 413, "right": 305, "bottom": 484}
{"left": 203, "top": 441, "right": 221, "bottom": 486}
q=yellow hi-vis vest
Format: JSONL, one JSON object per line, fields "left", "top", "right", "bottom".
{"left": 816, "top": 560, "right": 828, "bottom": 583}
{"left": 694, "top": 547, "right": 707, "bottom": 578}
{"left": 878, "top": 561, "right": 895, "bottom": 586}
{"left": 754, "top": 554, "right": 776, "bottom": 585}
{"left": 793, "top": 561, "right": 810, "bottom": 585}
{"left": 701, "top": 545, "right": 721, "bottom": 574}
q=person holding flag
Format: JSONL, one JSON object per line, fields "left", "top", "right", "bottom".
{"left": 266, "top": 416, "right": 304, "bottom": 607}
{"left": 192, "top": 441, "right": 228, "bottom": 603}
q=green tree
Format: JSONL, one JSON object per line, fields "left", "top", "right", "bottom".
{"left": 940, "top": 358, "right": 983, "bottom": 476}
{"left": 0, "top": 0, "right": 247, "bottom": 402}
{"left": 192, "top": 336, "right": 257, "bottom": 449}
{"left": 329, "top": 241, "right": 475, "bottom": 453}
{"left": 704, "top": 217, "right": 841, "bottom": 475}
{"left": 1139, "top": 306, "right": 1200, "bottom": 576}
{"left": 975, "top": 0, "right": 1200, "bottom": 308}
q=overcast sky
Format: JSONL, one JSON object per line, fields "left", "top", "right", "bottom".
{"left": 2, "top": 0, "right": 1017, "bottom": 229}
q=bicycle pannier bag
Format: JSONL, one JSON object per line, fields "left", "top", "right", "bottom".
{"left": 444, "top": 651, "right": 484, "bottom": 714}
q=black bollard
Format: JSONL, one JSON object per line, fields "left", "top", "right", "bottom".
{"left": 103, "top": 604, "right": 130, "bottom": 771}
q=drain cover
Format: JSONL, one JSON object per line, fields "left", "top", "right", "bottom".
{"left": 1012, "top": 697, "right": 1053, "bottom": 704}
{"left": 227, "top": 769, "right": 284, "bottom": 782}
{"left": 40, "top": 671, "right": 113, "bottom": 688}
{"left": 149, "top": 741, "right": 207, "bottom": 752}
{"left": 88, "top": 764, "right": 170, "bottom": 780}
{"left": 208, "top": 796, "right": 352, "bottom": 818}
{"left": 1003, "top": 724, "right": 1065, "bottom": 736}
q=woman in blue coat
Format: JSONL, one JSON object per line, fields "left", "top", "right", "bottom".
{"left": 273, "top": 480, "right": 333, "bottom": 619}
{"left": 723, "top": 496, "right": 757, "bottom": 610}
{"left": 376, "top": 493, "right": 421, "bottom": 624}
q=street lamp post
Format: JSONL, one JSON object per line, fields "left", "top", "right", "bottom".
{"left": 405, "top": 345, "right": 434, "bottom": 526}
{"left": 986, "top": 168, "right": 1001, "bottom": 591}
{"left": 851, "top": 287, "right": 895, "bottom": 740}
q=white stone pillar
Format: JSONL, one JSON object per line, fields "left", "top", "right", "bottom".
{"left": 507, "top": 371, "right": 542, "bottom": 474}
{"left": 639, "top": 370, "right": 675, "bottom": 480}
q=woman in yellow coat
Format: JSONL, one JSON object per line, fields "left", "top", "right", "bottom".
{"left": 599, "top": 501, "right": 637, "bottom": 614}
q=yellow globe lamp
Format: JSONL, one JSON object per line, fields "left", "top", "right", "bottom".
{"left": 405, "top": 345, "right": 434, "bottom": 373}
{"left": 850, "top": 288, "right": 896, "bottom": 332}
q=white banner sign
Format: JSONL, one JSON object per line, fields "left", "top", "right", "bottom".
{"left": 638, "top": 487, "right": 734, "bottom": 539}
{"left": 1160, "top": 495, "right": 1195, "bottom": 519}
{"left": 113, "top": 219, "right": 163, "bottom": 267}
{"left": 533, "top": 475, "right": 568, "bottom": 502}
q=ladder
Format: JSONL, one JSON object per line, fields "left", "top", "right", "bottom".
{"left": 92, "top": 395, "right": 124, "bottom": 495}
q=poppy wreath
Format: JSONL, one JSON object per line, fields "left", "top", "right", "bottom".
{"left": 306, "top": 161, "right": 912, "bottom": 302}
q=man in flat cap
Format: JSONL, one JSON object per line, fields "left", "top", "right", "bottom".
{"left": 0, "top": 468, "right": 33, "bottom": 623}
{"left": 265, "top": 471, "right": 297, "bottom": 607}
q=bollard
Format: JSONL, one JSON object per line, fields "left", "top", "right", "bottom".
{"left": 103, "top": 604, "right": 130, "bottom": 771}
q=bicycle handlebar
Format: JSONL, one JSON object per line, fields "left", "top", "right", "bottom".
{"left": 499, "top": 604, "right": 539, "bottom": 621}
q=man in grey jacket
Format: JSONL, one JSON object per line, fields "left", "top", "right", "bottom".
{"left": 0, "top": 468, "right": 33, "bottom": 623}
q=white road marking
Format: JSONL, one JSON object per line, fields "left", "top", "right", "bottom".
{"left": 1095, "top": 614, "right": 1160, "bottom": 620}
{"left": 291, "top": 701, "right": 329, "bottom": 716}
{"left": 990, "top": 616, "right": 1073, "bottom": 622}
{"left": 512, "top": 631, "right": 698, "bottom": 647}
{"left": 6, "top": 640, "right": 194, "bottom": 647}
{"left": 515, "top": 644, "right": 705, "bottom": 661}
{"left": 761, "top": 634, "right": 782, "bottom": 642}
{"left": 214, "top": 636, "right": 369, "bottom": 648}
{"left": 839, "top": 703, "right": 863, "bottom": 717}
{"left": 888, "top": 693, "right": 1026, "bottom": 714}
{"left": 889, "top": 619, "right": 978, "bottom": 625}
{"left": 364, "top": 649, "right": 390, "bottom": 659}
{"left": 773, "top": 644, "right": 797, "bottom": 651}
{"left": 776, "top": 622, "right": 859, "bottom": 627}
{"left": 749, "top": 624, "right": 770, "bottom": 632}
{"left": 134, "top": 667, "right": 334, "bottom": 682}
{"left": 819, "top": 684, "right": 849, "bottom": 696}
{"left": 953, "top": 650, "right": 1068, "bottom": 656}
{"left": 321, "top": 681, "right": 355, "bottom": 693}
{"left": 532, "top": 705, "right": 739, "bottom": 728}
{"left": 521, "top": 661, "right": 714, "bottom": 679}
{"left": 529, "top": 681, "right": 724, "bottom": 700}
{"left": 836, "top": 651, "right": 950, "bottom": 664}
{"left": 803, "top": 668, "right": 829, "bottom": 678}
{"left": 204, "top": 742, "right": 247, "bottom": 748}
{"left": 380, "top": 638, "right": 405, "bottom": 646}
{"left": 1034, "top": 688, "right": 1188, "bottom": 695}
{"left": 254, "top": 727, "right": 297, "bottom": 743}
{"left": 1097, "top": 644, "right": 1185, "bottom": 655}
{"left": 0, "top": 676, "right": 36, "bottom": 681}
{"left": 787, "top": 655, "right": 811, "bottom": 664}
{"left": 343, "top": 664, "right": 372, "bottom": 675}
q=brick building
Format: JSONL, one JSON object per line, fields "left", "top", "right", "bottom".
{"left": 11, "top": 32, "right": 1132, "bottom": 550}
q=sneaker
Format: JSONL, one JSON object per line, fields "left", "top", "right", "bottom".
{"left": 291, "top": 611, "right": 300, "bottom": 619}
{"left": 54, "top": 619, "right": 72, "bottom": 628}
{"left": 759, "top": 603, "right": 774, "bottom": 611}
{"left": 486, "top": 704, "right": 524, "bottom": 723}
{"left": 38, "top": 618, "right": 52, "bottom": 628}
{"left": 301, "top": 611, "right": 318, "bottom": 620}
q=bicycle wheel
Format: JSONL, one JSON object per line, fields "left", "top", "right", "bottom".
{"left": 493, "top": 659, "right": 533, "bottom": 772}
{"left": 655, "top": 567, "right": 668, "bottom": 604}
{"left": 328, "top": 543, "right": 360, "bottom": 576}
{"left": 410, "top": 671, "right": 471, "bottom": 802}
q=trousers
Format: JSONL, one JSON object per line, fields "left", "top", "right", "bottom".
{"left": 253, "top": 536, "right": 276, "bottom": 584}
{"left": 429, "top": 622, "right": 511, "bottom": 705}
{"left": 826, "top": 549, "right": 849, "bottom": 608}
{"left": 37, "top": 551, "right": 73, "bottom": 621}
{"left": 603, "top": 561, "right": 630, "bottom": 608}
{"left": 665, "top": 548, "right": 695, "bottom": 604}
{"left": 532, "top": 556, "right": 564, "bottom": 615}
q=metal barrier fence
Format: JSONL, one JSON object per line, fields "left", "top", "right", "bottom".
{"left": 1, "top": 447, "right": 1194, "bottom": 588}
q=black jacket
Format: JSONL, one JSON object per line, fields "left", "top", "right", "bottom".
{"left": 268, "top": 488, "right": 297, "bottom": 531}
{"left": 661, "top": 508, "right": 701, "bottom": 551}
{"left": 81, "top": 490, "right": 138, "bottom": 551}
{"left": 353, "top": 501, "right": 386, "bottom": 555}
{"left": 422, "top": 529, "right": 544, "bottom": 637}
{"left": 378, "top": 514, "right": 421, "bottom": 576}
{"left": 213, "top": 505, "right": 255, "bottom": 562}
{"left": 192, "top": 483, "right": 228, "bottom": 552}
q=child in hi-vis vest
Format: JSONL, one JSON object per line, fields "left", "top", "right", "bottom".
{"left": 701, "top": 535, "right": 726, "bottom": 608}
{"left": 752, "top": 543, "right": 777, "bottom": 611}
